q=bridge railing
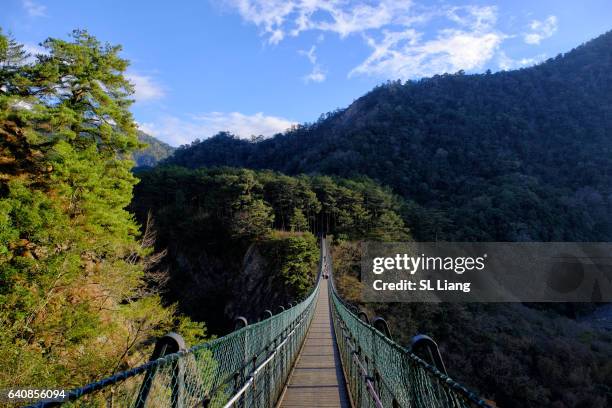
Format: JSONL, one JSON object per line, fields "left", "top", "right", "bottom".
{"left": 30, "top": 277, "right": 321, "bottom": 408}
{"left": 326, "top": 242, "right": 492, "bottom": 408}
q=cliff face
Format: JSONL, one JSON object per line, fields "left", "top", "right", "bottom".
{"left": 167, "top": 245, "right": 238, "bottom": 333}
{"left": 225, "top": 244, "right": 297, "bottom": 322}
{"left": 161, "top": 233, "right": 318, "bottom": 335}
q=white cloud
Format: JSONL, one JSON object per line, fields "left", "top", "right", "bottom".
{"left": 19, "top": 43, "right": 48, "bottom": 64}
{"left": 524, "top": 16, "right": 558, "bottom": 45}
{"left": 226, "top": 1, "right": 513, "bottom": 80}
{"left": 226, "top": 0, "right": 411, "bottom": 44}
{"left": 125, "top": 73, "right": 165, "bottom": 102}
{"left": 299, "top": 45, "right": 326, "bottom": 83}
{"left": 300, "top": 45, "right": 317, "bottom": 65}
{"left": 22, "top": 0, "right": 46, "bottom": 17}
{"left": 304, "top": 67, "right": 326, "bottom": 83}
{"left": 139, "top": 112, "right": 296, "bottom": 146}
{"left": 498, "top": 51, "right": 546, "bottom": 70}
{"left": 351, "top": 6, "right": 504, "bottom": 79}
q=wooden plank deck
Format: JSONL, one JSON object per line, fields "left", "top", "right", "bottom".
{"left": 278, "top": 278, "right": 351, "bottom": 408}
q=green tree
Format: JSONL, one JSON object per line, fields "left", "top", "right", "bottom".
{"left": 261, "top": 232, "right": 319, "bottom": 298}
{"left": 230, "top": 198, "right": 274, "bottom": 239}
{"left": 289, "top": 208, "right": 308, "bottom": 232}
{"left": 0, "top": 30, "right": 204, "bottom": 389}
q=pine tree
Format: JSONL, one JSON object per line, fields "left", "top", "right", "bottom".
{"left": 289, "top": 208, "right": 308, "bottom": 232}
{"left": 0, "top": 29, "right": 205, "bottom": 389}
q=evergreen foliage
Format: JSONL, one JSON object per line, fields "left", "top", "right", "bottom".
{"left": 260, "top": 232, "right": 319, "bottom": 298}
{"left": 0, "top": 29, "right": 205, "bottom": 389}
{"left": 289, "top": 208, "right": 308, "bottom": 232}
{"left": 133, "top": 166, "right": 409, "bottom": 242}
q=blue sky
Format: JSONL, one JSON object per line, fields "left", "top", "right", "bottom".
{"left": 2, "top": 0, "right": 611, "bottom": 146}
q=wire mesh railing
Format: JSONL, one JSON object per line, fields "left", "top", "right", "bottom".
{"left": 325, "top": 241, "right": 492, "bottom": 408}
{"left": 28, "top": 277, "right": 321, "bottom": 408}
{"left": 25, "top": 237, "right": 492, "bottom": 408}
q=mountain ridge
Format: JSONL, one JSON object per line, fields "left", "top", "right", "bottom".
{"left": 133, "top": 131, "right": 175, "bottom": 168}
{"left": 165, "top": 29, "right": 612, "bottom": 241}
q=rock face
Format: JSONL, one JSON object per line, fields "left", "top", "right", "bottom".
{"left": 225, "top": 244, "right": 294, "bottom": 324}
{"left": 165, "top": 241, "right": 304, "bottom": 335}
{"left": 168, "top": 247, "right": 236, "bottom": 333}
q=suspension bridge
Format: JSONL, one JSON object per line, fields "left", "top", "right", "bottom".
{"left": 28, "top": 238, "right": 492, "bottom": 408}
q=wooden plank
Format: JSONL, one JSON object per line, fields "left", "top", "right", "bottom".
{"left": 278, "top": 279, "right": 351, "bottom": 408}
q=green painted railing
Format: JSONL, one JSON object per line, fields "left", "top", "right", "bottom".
{"left": 29, "top": 277, "right": 321, "bottom": 408}
{"left": 29, "top": 237, "right": 491, "bottom": 408}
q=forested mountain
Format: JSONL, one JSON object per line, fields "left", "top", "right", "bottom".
{"left": 132, "top": 166, "right": 408, "bottom": 331}
{"left": 167, "top": 30, "right": 612, "bottom": 242}
{"left": 133, "top": 131, "right": 175, "bottom": 168}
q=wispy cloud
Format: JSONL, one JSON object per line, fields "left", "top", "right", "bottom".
{"left": 524, "top": 16, "right": 558, "bottom": 45}
{"left": 497, "top": 51, "right": 546, "bottom": 70}
{"left": 225, "top": 1, "right": 515, "bottom": 80}
{"left": 22, "top": 42, "right": 46, "bottom": 55}
{"left": 125, "top": 73, "right": 165, "bottom": 102}
{"left": 299, "top": 45, "right": 326, "bottom": 83}
{"left": 225, "top": 0, "right": 410, "bottom": 44}
{"left": 22, "top": 0, "right": 46, "bottom": 17}
{"left": 351, "top": 6, "right": 504, "bottom": 79}
{"left": 139, "top": 112, "right": 296, "bottom": 146}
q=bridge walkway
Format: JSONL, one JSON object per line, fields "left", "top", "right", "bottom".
{"left": 278, "top": 278, "right": 351, "bottom": 407}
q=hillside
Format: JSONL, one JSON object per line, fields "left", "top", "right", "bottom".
{"left": 131, "top": 166, "right": 408, "bottom": 332}
{"left": 167, "top": 30, "right": 612, "bottom": 242}
{"left": 133, "top": 131, "right": 175, "bottom": 168}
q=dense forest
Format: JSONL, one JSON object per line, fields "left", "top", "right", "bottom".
{"left": 166, "top": 30, "right": 612, "bottom": 242}
{"left": 132, "top": 166, "right": 408, "bottom": 330}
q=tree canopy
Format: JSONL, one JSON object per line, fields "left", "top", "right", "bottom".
{"left": 0, "top": 29, "right": 204, "bottom": 389}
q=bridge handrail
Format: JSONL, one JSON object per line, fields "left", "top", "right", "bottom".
{"left": 326, "top": 241, "right": 492, "bottom": 408}
{"left": 29, "top": 266, "right": 322, "bottom": 408}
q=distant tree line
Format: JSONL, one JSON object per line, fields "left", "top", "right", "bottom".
{"left": 133, "top": 166, "right": 410, "bottom": 242}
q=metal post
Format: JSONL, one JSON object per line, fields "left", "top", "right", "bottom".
{"left": 234, "top": 316, "right": 248, "bottom": 330}
{"left": 410, "top": 334, "right": 448, "bottom": 375}
{"left": 358, "top": 311, "right": 370, "bottom": 324}
{"left": 372, "top": 317, "right": 392, "bottom": 338}
{"left": 135, "top": 332, "right": 186, "bottom": 408}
